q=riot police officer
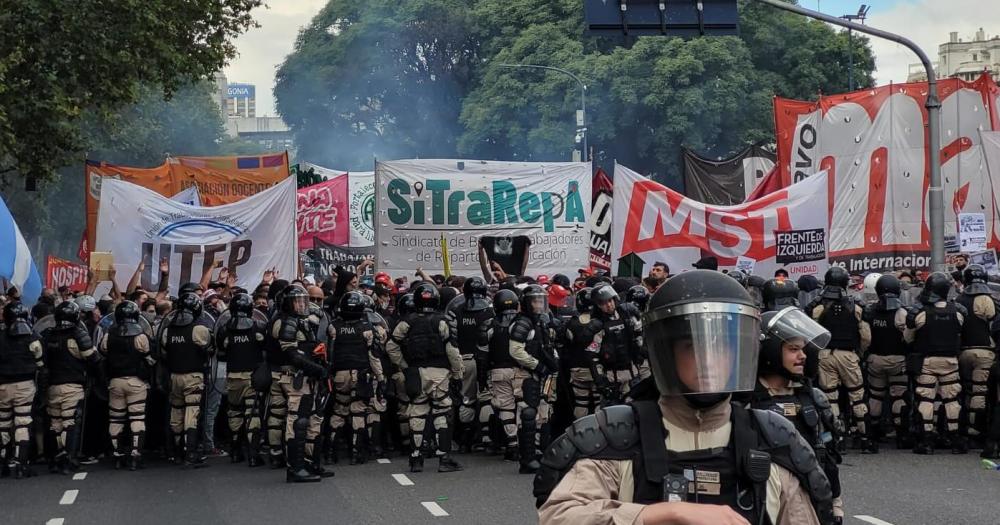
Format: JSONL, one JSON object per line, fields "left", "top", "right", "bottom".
{"left": 623, "top": 285, "right": 651, "bottom": 380}
{"left": 905, "top": 272, "right": 966, "bottom": 454}
{"left": 216, "top": 293, "right": 266, "bottom": 466}
{"left": 388, "top": 293, "right": 415, "bottom": 455}
{"left": 807, "top": 266, "right": 872, "bottom": 451}
{"left": 485, "top": 289, "right": 522, "bottom": 462}
{"left": 99, "top": 301, "right": 154, "bottom": 471}
{"left": 862, "top": 275, "right": 911, "bottom": 450}
{"left": 562, "top": 288, "right": 602, "bottom": 420}
{"left": 387, "top": 283, "right": 464, "bottom": 473}
{"left": 509, "top": 284, "right": 559, "bottom": 474}
{"left": 751, "top": 307, "right": 844, "bottom": 523}
{"left": 444, "top": 276, "right": 494, "bottom": 452}
{"left": 276, "top": 284, "right": 332, "bottom": 482}
{"left": 160, "top": 292, "right": 213, "bottom": 469}
{"left": 589, "top": 285, "right": 643, "bottom": 404}
{"left": 0, "top": 302, "right": 44, "bottom": 479}
{"left": 762, "top": 277, "right": 800, "bottom": 312}
{"left": 42, "top": 301, "right": 100, "bottom": 473}
{"left": 328, "top": 291, "right": 385, "bottom": 465}
{"left": 536, "top": 270, "right": 833, "bottom": 525}
{"left": 955, "top": 264, "right": 997, "bottom": 446}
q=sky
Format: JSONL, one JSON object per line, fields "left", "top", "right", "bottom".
{"left": 226, "top": 0, "right": 999, "bottom": 118}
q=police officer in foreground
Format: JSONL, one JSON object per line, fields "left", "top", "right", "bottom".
{"left": 444, "top": 276, "right": 494, "bottom": 452}
{"left": 535, "top": 270, "right": 833, "bottom": 525}
{"left": 955, "top": 265, "right": 997, "bottom": 446}
{"left": 99, "top": 301, "right": 154, "bottom": 472}
{"left": 42, "top": 301, "right": 101, "bottom": 473}
{"left": 862, "top": 275, "right": 911, "bottom": 450}
{"left": 0, "top": 303, "right": 44, "bottom": 479}
{"left": 160, "top": 293, "right": 213, "bottom": 469}
{"left": 387, "top": 283, "right": 464, "bottom": 473}
{"left": 216, "top": 293, "right": 266, "bottom": 466}
{"left": 750, "top": 307, "right": 844, "bottom": 524}
{"left": 905, "top": 272, "right": 966, "bottom": 454}
{"left": 807, "top": 266, "right": 873, "bottom": 452}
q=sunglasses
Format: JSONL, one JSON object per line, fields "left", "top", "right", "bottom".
{"left": 309, "top": 296, "right": 324, "bottom": 303}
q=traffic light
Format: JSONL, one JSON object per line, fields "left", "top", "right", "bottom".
{"left": 584, "top": 0, "right": 738, "bottom": 38}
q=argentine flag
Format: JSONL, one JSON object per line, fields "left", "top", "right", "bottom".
{"left": 0, "top": 196, "right": 42, "bottom": 305}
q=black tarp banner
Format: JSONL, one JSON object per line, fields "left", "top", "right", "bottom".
{"left": 302, "top": 237, "right": 375, "bottom": 281}
{"left": 681, "top": 143, "right": 775, "bottom": 205}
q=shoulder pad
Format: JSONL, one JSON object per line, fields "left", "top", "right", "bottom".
{"left": 540, "top": 405, "right": 638, "bottom": 472}
{"left": 278, "top": 317, "right": 300, "bottom": 342}
{"left": 74, "top": 324, "right": 94, "bottom": 350}
{"left": 861, "top": 305, "right": 875, "bottom": 324}
{"left": 509, "top": 317, "right": 534, "bottom": 343}
{"left": 809, "top": 387, "right": 831, "bottom": 410}
{"left": 954, "top": 302, "right": 969, "bottom": 316}
{"left": 751, "top": 407, "right": 808, "bottom": 450}
{"left": 905, "top": 306, "right": 921, "bottom": 329}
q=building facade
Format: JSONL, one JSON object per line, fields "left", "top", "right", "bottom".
{"left": 908, "top": 28, "right": 1000, "bottom": 82}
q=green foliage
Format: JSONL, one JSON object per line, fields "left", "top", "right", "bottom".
{"left": 0, "top": 0, "right": 262, "bottom": 182}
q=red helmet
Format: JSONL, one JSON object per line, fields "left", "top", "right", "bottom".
{"left": 548, "top": 284, "right": 570, "bottom": 308}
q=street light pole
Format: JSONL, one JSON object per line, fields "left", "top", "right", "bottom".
{"left": 496, "top": 63, "right": 588, "bottom": 161}
{"left": 754, "top": 0, "right": 945, "bottom": 271}
{"left": 841, "top": 5, "right": 870, "bottom": 91}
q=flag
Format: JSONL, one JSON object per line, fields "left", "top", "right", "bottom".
{"left": 0, "top": 196, "right": 43, "bottom": 304}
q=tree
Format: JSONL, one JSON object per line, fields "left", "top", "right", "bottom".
{"left": 0, "top": 0, "right": 262, "bottom": 183}
{"left": 274, "top": 0, "right": 482, "bottom": 170}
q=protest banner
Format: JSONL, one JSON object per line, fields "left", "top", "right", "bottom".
{"left": 84, "top": 152, "right": 290, "bottom": 252}
{"left": 348, "top": 171, "right": 376, "bottom": 247}
{"left": 611, "top": 164, "right": 829, "bottom": 280}
{"left": 375, "top": 159, "right": 592, "bottom": 277}
{"left": 302, "top": 238, "right": 375, "bottom": 281}
{"left": 297, "top": 175, "right": 349, "bottom": 249}
{"left": 773, "top": 74, "right": 1000, "bottom": 272}
{"left": 95, "top": 177, "right": 296, "bottom": 296}
{"left": 46, "top": 256, "right": 88, "bottom": 293}
{"left": 588, "top": 169, "right": 613, "bottom": 271}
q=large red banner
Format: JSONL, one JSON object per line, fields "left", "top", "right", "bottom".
{"left": 46, "top": 256, "right": 88, "bottom": 292}
{"left": 297, "top": 175, "right": 349, "bottom": 249}
{"left": 773, "top": 74, "right": 1000, "bottom": 272}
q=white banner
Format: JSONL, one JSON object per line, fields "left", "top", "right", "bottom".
{"left": 169, "top": 186, "right": 202, "bottom": 206}
{"left": 375, "top": 159, "right": 592, "bottom": 277}
{"left": 95, "top": 177, "right": 297, "bottom": 296}
{"left": 611, "top": 164, "right": 830, "bottom": 280}
{"left": 348, "top": 171, "right": 375, "bottom": 247}
{"left": 300, "top": 161, "right": 348, "bottom": 181}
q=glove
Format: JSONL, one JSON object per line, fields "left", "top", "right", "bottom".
{"left": 533, "top": 361, "right": 550, "bottom": 377}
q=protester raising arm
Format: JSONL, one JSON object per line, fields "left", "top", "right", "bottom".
{"left": 200, "top": 259, "right": 223, "bottom": 292}
{"left": 126, "top": 260, "right": 145, "bottom": 295}
{"left": 155, "top": 257, "right": 170, "bottom": 301}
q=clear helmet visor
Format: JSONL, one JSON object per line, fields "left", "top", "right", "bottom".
{"left": 528, "top": 295, "right": 548, "bottom": 315}
{"left": 292, "top": 297, "right": 309, "bottom": 316}
{"left": 764, "top": 306, "right": 831, "bottom": 351}
{"left": 644, "top": 303, "right": 761, "bottom": 395}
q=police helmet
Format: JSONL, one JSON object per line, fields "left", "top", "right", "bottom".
{"left": 492, "top": 289, "right": 519, "bottom": 314}
{"left": 520, "top": 284, "right": 548, "bottom": 316}
{"left": 54, "top": 300, "right": 81, "bottom": 329}
{"left": 758, "top": 307, "right": 831, "bottom": 380}
{"left": 3, "top": 302, "right": 32, "bottom": 336}
{"left": 412, "top": 283, "right": 439, "bottom": 313}
{"left": 624, "top": 285, "right": 651, "bottom": 312}
{"left": 339, "top": 291, "right": 366, "bottom": 319}
{"left": 282, "top": 284, "right": 310, "bottom": 316}
{"left": 874, "top": 274, "right": 902, "bottom": 310}
{"left": 963, "top": 264, "right": 992, "bottom": 295}
{"left": 396, "top": 293, "right": 416, "bottom": 317}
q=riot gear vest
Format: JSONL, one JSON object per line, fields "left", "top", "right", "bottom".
{"left": 515, "top": 314, "right": 551, "bottom": 365}
{"left": 916, "top": 304, "right": 962, "bottom": 357}
{"left": 867, "top": 308, "right": 907, "bottom": 356}
{"left": 956, "top": 295, "right": 994, "bottom": 349}
{"left": 0, "top": 333, "right": 37, "bottom": 383}
{"left": 45, "top": 330, "right": 87, "bottom": 385}
{"left": 164, "top": 324, "right": 206, "bottom": 374}
{"left": 403, "top": 313, "right": 448, "bottom": 369}
{"left": 265, "top": 317, "right": 289, "bottom": 368}
{"left": 488, "top": 314, "right": 518, "bottom": 370}
{"left": 456, "top": 306, "right": 493, "bottom": 357}
{"left": 564, "top": 315, "right": 598, "bottom": 369}
{"left": 749, "top": 383, "right": 821, "bottom": 447}
{"left": 597, "top": 310, "right": 632, "bottom": 370}
{"left": 332, "top": 318, "right": 370, "bottom": 372}
{"left": 818, "top": 299, "right": 860, "bottom": 351}
{"left": 106, "top": 333, "right": 145, "bottom": 379}
{"left": 223, "top": 325, "right": 264, "bottom": 373}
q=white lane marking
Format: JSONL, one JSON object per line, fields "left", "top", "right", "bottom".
{"left": 392, "top": 473, "right": 414, "bottom": 486}
{"left": 72, "top": 472, "right": 87, "bottom": 480}
{"left": 46, "top": 519, "right": 65, "bottom": 525}
{"left": 855, "top": 516, "right": 895, "bottom": 525}
{"left": 377, "top": 458, "right": 391, "bottom": 464}
{"left": 421, "top": 502, "right": 449, "bottom": 517}
{"left": 59, "top": 490, "right": 79, "bottom": 505}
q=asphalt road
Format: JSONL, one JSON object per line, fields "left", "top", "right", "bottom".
{"left": 3, "top": 447, "right": 999, "bottom": 525}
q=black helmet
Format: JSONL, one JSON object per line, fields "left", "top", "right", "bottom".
{"left": 758, "top": 307, "right": 831, "bottom": 380}
{"left": 179, "top": 282, "right": 202, "bottom": 296}
{"left": 624, "top": 285, "right": 651, "bottom": 312}
{"left": 438, "top": 286, "right": 458, "bottom": 312}
{"left": 590, "top": 284, "right": 619, "bottom": 313}
{"left": 575, "top": 287, "right": 594, "bottom": 313}
{"left": 282, "top": 284, "right": 309, "bottom": 316}
{"left": 874, "top": 275, "right": 902, "bottom": 310}
{"left": 963, "top": 264, "right": 992, "bottom": 295}
{"left": 339, "top": 291, "right": 366, "bottom": 319}
{"left": 113, "top": 300, "right": 142, "bottom": 336}
{"left": 922, "top": 272, "right": 952, "bottom": 304}
{"left": 643, "top": 270, "right": 759, "bottom": 398}
{"left": 492, "top": 289, "right": 519, "bottom": 314}
{"left": 463, "top": 276, "right": 488, "bottom": 300}
{"left": 396, "top": 293, "right": 415, "bottom": 316}
{"left": 172, "top": 292, "right": 203, "bottom": 326}
{"left": 761, "top": 278, "right": 799, "bottom": 312}
{"left": 54, "top": 300, "right": 81, "bottom": 329}
{"left": 520, "top": 284, "right": 548, "bottom": 316}
{"left": 729, "top": 270, "right": 748, "bottom": 287}
{"left": 231, "top": 293, "right": 254, "bottom": 317}
{"left": 412, "top": 283, "right": 439, "bottom": 312}
{"left": 3, "top": 302, "right": 32, "bottom": 336}
{"left": 360, "top": 293, "right": 376, "bottom": 313}
{"left": 824, "top": 266, "right": 850, "bottom": 289}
